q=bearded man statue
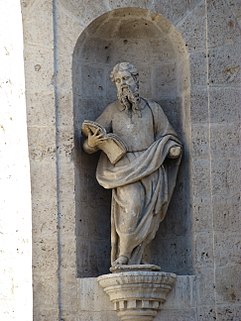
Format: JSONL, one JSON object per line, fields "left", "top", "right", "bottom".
{"left": 83, "top": 62, "right": 182, "bottom": 268}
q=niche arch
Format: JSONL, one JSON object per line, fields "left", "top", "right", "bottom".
{"left": 73, "top": 7, "right": 192, "bottom": 277}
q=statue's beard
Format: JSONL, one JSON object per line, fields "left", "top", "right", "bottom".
{"left": 117, "top": 86, "right": 140, "bottom": 111}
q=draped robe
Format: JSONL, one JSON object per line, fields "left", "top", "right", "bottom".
{"left": 90, "top": 98, "right": 182, "bottom": 264}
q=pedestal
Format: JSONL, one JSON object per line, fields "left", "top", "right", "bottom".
{"left": 97, "top": 265, "right": 176, "bottom": 321}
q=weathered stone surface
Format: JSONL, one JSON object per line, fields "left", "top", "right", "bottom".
{"left": 190, "top": 87, "right": 209, "bottom": 123}
{"left": 16, "top": 1, "right": 241, "bottom": 321}
{"left": 153, "top": 0, "right": 202, "bottom": 25}
{"left": 214, "top": 232, "right": 241, "bottom": 267}
{"left": 208, "top": 44, "right": 241, "bottom": 85}
{"left": 155, "top": 308, "right": 197, "bottom": 321}
{"left": 207, "top": 0, "right": 241, "bottom": 48}
{"left": 191, "top": 159, "right": 211, "bottom": 199}
{"left": 209, "top": 87, "right": 241, "bottom": 123}
{"left": 191, "top": 124, "right": 209, "bottom": 158}
{"left": 211, "top": 158, "right": 241, "bottom": 198}
{"left": 213, "top": 194, "right": 241, "bottom": 232}
{"left": 216, "top": 304, "right": 241, "bottom": 321}
{"left": 192, "top": 196, "right": 213, "bottom": 233}
{"left": 194, "top": 232, "right": 214, "bottom": 268}
{"left": 196, "top": 306, "right": 217, "bottom": 321}
{"left": 215, "top": 265, "right": 241, "bottom": 304}
{"left": 76, "top": 311, "right": 119, "bottom": 321}
{"left": 22, "top": 0, "right": 53, "bottom": 47}
{"left": 196, "top": 268, "right": 216, "bottom": 305}
{"left": 176, "top": 1, "right": 206, "bottom": 52}
{"left": 189, "top": 51, "right": 208, "bottom": 86}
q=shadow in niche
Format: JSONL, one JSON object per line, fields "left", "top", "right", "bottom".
{"left": 73, "top": 7, "right": 193, "bottom": 277}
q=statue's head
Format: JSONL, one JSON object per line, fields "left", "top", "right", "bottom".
{"left": 110, "top": 62, "right": 140, "bottom": 108}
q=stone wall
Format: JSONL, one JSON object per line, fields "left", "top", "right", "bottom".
{"left": 20, "top": 0, "right": 241, "bottom": 320}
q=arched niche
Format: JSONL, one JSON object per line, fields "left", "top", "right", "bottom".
{"left": 73, "top": 7, "right": 192, "bottom": 277}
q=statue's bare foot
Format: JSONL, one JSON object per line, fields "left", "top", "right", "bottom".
{"left": 112, "top": 255, "right": 128, "bottom": 266}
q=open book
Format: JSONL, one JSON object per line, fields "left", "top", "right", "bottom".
{"left": 81, "top": 120, "right": 127, "bottom": 165}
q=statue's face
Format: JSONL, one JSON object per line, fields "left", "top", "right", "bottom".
{"left": 114, "top": 70, "right": 138, "bottom": 98}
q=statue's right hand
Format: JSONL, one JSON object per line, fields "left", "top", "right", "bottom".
{"left": 87, "top": 128, "right": 105, "bottom": 148}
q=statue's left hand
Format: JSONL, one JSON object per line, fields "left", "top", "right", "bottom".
{"left": 168, "top": 145, "right": 182, "bottom": 159}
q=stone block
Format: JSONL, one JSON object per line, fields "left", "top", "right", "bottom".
{"left": 194, "top": 232, "right": 214, "bottom": 268}
{"left": 30, "top": 161, "right": 57, "bottom": 236}
{"left": 164, "top": 276, "right": 196, "bottom": 308}
{"left": 60, "top": 236, "right": 77, "bottom": 271}
{"left": 211, "top": 157, "right": 241, "bottom": 198}
{"left": 33, "top": 309, "right": 59, "bottom": 321}
{"left": 24, "top": 46, "right": 54, "bottom": 94}
{"left": 59, "top": 312, "right": 77, "bottom": 321}
{"left": 78, "top": 278, "right": 113, "bottom": 312}
{"left": 56, "top": 5, "right": 82, "bottom": 57}
{"left": 225, "top": 0, "right": 241, "bottom": 24}
{"left": 190, "top": 86, "right": 209, "bottom": 123}
{"left": 215, "top": 265, "right": 241, "bottom": 304}
{"left": 191, "top": 159, "right": 211, "bottom": 199}
{"left": 22, "top": 0, "right": 53, "bottom": 47}
{"left": 190, "top": 51, "right": 208, "bottom": 86}
{"left": 209, "top": 87, "right": 241, "bottom": 123}
{"left": 57, "top": 127, "right": 75, "bottom": 162}
{"left": 60, "top": 280, "right": 79, "bottom": 314}
{"left": 33, "top": 274, "right": 59, "bottom": 310}
{"left": 32, "top": 200, "right": 58, "bottom": 236}
{"left": 76, "top": 311, "right": 118, "bottom": 321}
{"left": 207, "top": 0, "right": 241, "bottom": 48}
{"left": 192, "top": 196, "right": 213, "bottom": 233}
{"left": 155, "top": 308, "right": 197, "bottom": 321}
{"left": 212, "top": 194, "right": 241, "bottom": 233}
{"left": 196, "top": 306, "right": 217, "bottom": 321}
{"left": 210, "top": 124, "right": 240, "bottom": 158}
{"left": 107, "top": 0, "right": 153, "bottom": 11}
{"left": 214, "top": 232, "right": 241, "bottom": 267}
{"left": 55, "top": 57, "right": 73, "bottom": 93}
{"left": 196, "top": 268, "right": 216, "bottom": 305}
{"left": 57, "top": 0, "right": 109, "bottom": 26}
{"left": 176, "top": 1, "right": 206, "bottom": 52}
{"left": 216, "top": 304, "right": 241, "bottom": 321}
{"left": 28, "top": 126, "right": 56, "bottom": 161}
{"left": 26, "top": 91, "right": 55, "bottom": 127}
{"left": 191, "top": 124, "right": 209, "bottom": 158}
{"left": 153, "top": 0, "right": 201, "bottom": 25}
{"left": 208, "top": 44, "right": 241, "bottom": 85}
{"left": 32, "top": 237, "right": 58, "bottom": 272}
{"left": 57, "top": 197, "right": 76, "bottom": 236}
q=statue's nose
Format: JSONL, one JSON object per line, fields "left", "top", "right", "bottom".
{"left": 120, "top": 78, "right": 126, "bottom": 85}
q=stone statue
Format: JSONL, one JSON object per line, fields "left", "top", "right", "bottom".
{"left": 82, "top": 62, "right": 182, "bottom": 268}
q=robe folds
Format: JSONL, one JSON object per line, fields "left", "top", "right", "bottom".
{"left": 94, "top": 99, "right": 182, "bottom": 264}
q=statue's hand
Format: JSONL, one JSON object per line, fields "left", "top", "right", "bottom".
{"left": 87, "top": 128, "right": 105, "bottom": 148}
{"left": 168, "top": 145, "right": 182, "bottom": 159}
